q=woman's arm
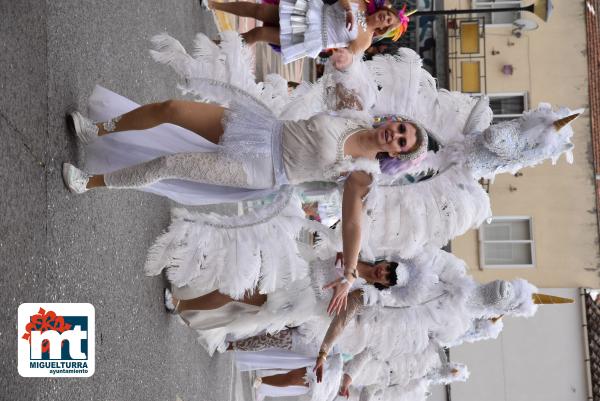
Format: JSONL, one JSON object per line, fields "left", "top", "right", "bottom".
{"left": 326, "top": 170, "right": 372, "bottom": 315}
{"left": 347, "top": 33, "right": 371, "bottom": 55}
{"left": 342, "top": 170, "right": 371, "bottom": 279}
{"left": 330, "top": 48, "right": 354, "bottom": 71}
{"left": 345, "top": 0, "right": 371, "bottom": 54}
{"left": 314, "top": 290, "right": 364, "bottom": 381}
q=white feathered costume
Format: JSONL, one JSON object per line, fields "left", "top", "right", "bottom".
{"left": 142, "top": 31, "right": 580, "bottom": 295}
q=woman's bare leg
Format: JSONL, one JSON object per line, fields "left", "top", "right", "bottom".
{"left": 242, "top": 26, "right": 281, "bottom": 46}
{"left": 261, "top": 368, "right": 309, "bottom": 387}
{"left": 96, "top": 100, "right": 225, "bottom": 144}
{"left": 175, "top": 289, "right": 267, "bottom": 312}
{"left": 208, "top": 1, "right": 279, "bottom": 24}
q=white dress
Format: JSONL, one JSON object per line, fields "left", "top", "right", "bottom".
{"left": 91, "top": 92, "right": 378, "bottom": 200}
{"left": 279, "top": 0, "right": 360, "bottom": 64}
{"left": 85, "top": 31, "right": 379, "bottom": 206}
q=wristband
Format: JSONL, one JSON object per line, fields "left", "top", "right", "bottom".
{"left": 344, "top": 268, "right": 358, "bottom": 279}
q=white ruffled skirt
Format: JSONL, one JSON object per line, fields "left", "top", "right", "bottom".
{"left": 279, "top": 0, "right": 325, "bottom": 63}
{"left": 85, "top": 86, "right": 287, "bottom": 205}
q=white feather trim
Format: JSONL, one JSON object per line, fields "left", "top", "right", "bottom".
{"left": 145, "top": 187, "right": 318, "bottom": 299}
{"left": 150, "top": 32, "right": 291, "bottom": 116}
{"left": 364, "top": 165, "right": 491, "bottom": 259}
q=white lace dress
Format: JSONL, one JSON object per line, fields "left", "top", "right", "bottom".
{"left": 85, "top": 31, "right": 379, "bottom": 206}
{"left": 279, "top": 0, "right": 359, "bottom": 64}
{"left": 95, "top": 94, "right": 377, "bottom": 195}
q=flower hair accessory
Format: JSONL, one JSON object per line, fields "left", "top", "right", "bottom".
{"left": 373, "top": 114, "right": 429, "bottom": 161}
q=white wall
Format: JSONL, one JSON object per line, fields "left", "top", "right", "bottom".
{"left": 449, "top": 288, "right": 588, "bottom": 401}
{"left": 428, "top": 383, "right": 448, "bottom": 401}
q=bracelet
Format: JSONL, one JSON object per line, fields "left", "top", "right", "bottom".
{"left": 340, "top": 277, "right": 349, "bottom": 284}
{"left": 318, "top": 350, "right": 328, "bottom": 360}
{"left": 344, "top": 268, "right": 358, "bottom": 279}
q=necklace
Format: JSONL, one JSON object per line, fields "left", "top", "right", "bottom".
{"left": 355, "top": 10, "right": 368, "bottom": 31}
{"left": 337, "top": 126, "right": 365, "bottom": 161}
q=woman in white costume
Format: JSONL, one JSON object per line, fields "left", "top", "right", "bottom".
{"left": 207, "top": 0, "right": 408, "bottom": 64}
{"left": 359, "top": 360, "right": 469, "bottom": 401}
{"left": 165, "top": 252, "right": 399, "bottom": 354}
{"left": 136, "top": 38, "right": 582, "bottom": 316}
{"left": 231, "top": 340, "right": 467, "bottom": 401}
{"left": 62, "top": 31, "right": 428, "bottom": 313}
{"left": 315, "top": 47, "right": 583, "bottom": 261}
{"left": 338, "top": 343, "right": 469, "bottom": 401}
{"left": 310, "top": 248, "right": 573, "bottom": 385}
{"left": 261, "top": 248, "right": 568, "bottom": 401}
{"left": 224, "top": 260, "right": 467, "bottom": 401}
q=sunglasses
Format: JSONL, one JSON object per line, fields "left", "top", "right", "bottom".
{"left": 398, "top": 123, "right": 407, "bottom": 147}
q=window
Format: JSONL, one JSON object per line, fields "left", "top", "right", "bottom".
{"left": 488, "top": 93, "right": 528, "bottom": 123}
{"left": 474, "top": 0, "right": 522, "bottom": 26}
{"left": 478, "top": 216, "right": 535, "bottom": 268}
{"left": 461, "top": 61, "right": 481, "bottom": 93}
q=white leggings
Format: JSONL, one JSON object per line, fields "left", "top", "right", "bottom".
{"left": 103, "top": 151, "right": 275, "bottom": 189}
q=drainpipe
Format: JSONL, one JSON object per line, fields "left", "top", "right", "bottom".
{"left": 580, "top": 288, "right": 594, "bottom": 401}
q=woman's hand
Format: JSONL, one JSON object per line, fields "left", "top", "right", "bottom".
{"left": 314, "top": 355, "right": 326, "bottom": 383}
{"left": 345, "top": 9, "right": 354, "bottom": 31}
{"left": 324, "top": 276, "right": 352, "bottom": 315}
{"left": 330, "top": 48, "right": 354, "bottom": 71}
{"left": 339, "top": 374, "right": 352, "bottom": 398}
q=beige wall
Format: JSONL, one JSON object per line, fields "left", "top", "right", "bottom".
{"left": 450, "top": 288, "right": 589, "bottom": 401}
{"left": 443, "top": 0, "right": 600, "bottom": 288}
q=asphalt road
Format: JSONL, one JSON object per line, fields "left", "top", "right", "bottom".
{"left": 0, "top": 1, "right": 252, "bottom": 400}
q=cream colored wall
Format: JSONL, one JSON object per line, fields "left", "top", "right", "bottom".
{"left": 443, "top": 0, "right": 600, "bottom": 288}
{"left": 450, "top": 288, "right": 588, "bottom": 401}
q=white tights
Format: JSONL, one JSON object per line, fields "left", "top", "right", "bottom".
{"left": 103, "top": 151, "right": 275, "bottom": 189}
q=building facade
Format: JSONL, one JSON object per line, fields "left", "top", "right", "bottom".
{"left": 441, "top": 0, "right": 600, "bottom": 289}
{"left": 424, "top": 2, "right": 600, "bottom": 400}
